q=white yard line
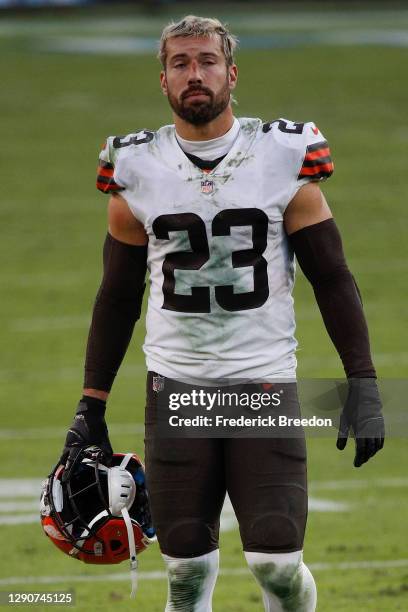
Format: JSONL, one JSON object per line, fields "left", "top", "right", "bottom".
{"left": 308, "top": 499, "right": 350, "bottom": 512}
{"left": 0, "top": 481, "right": 350, "bottom": 526}
{"left": 1, "top": 559, "right": 408, "bottom": 587}
{"left": 2, "top": 476, "right": 406, "bottom": 525}
{"left": 1, "top": 476, "right": 406, "bottom": 499}
{"left": 0, "top": 514, "right": 39, "bottom": 526}
{"left": 0, "top": 501, "right": 39, "bottom": 512}
{"left": 0, "top": 480, "right": 43, "bottom": 498}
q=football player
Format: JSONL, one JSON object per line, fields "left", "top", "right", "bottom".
{"left": 60, "top": 16, "right": 385, "bottom": 612}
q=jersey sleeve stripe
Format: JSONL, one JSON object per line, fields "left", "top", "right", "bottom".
{"left": 96, "top": 171, "right": 124, "bottom": 193}
{"left": 298, "top": 169, "right": 334, "bottom": 180}
{"left": 298, "top": 139, "right": 334, "bottom": 180}
{"left": 298, "top": 162, "right": 334, "bottom": 179}
{"left": 304, "top": 147, "right": 330, "bottom": 161}
{"left": 96, "top": 180, "right": 124, "bottom": 193}
{"left": 96, "top": 159, "right": 125, "bottom": 193}
{"left": 306, "top": 140, "right": 329, "bottom": 153}
{"left": 98, "top": 160, "right": 114, "bottom": 170}
{"left": 302, "top": 155, "right": 332, "bottom": 168}
{"left": 97, "top": 175, "right": 116, "bottom": 184}
{"left": 97, "top": 165, "right": 115, "bottom": 178}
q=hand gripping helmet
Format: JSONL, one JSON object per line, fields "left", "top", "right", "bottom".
{"left": 40, "top": 447, "right": 156, "bottom": 597}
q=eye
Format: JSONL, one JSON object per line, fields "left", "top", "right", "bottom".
{"left": 174, "top": 63, "right": 186, "bottom": 69}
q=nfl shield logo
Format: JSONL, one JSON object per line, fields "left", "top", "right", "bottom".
{"left": 152, "top": 375, "right": 164, "bottom": 393}
{"left": 201, "top": 179, "right": 214, "bottom": 194}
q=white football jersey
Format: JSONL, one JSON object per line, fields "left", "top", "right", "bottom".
{"left": 97, "top": 118, "right": 333, "bottom": 382}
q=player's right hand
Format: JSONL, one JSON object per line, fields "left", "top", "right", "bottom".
{"left": 59, "top": 396, "right": 113, "bottom": 481}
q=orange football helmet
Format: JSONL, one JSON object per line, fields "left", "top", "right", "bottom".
{"left": 40, "top": 447, "right": 156, "bottom": 596}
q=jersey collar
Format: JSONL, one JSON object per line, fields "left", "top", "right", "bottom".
{"left": 158, "top": 118, "right": 261, "bottom": 182}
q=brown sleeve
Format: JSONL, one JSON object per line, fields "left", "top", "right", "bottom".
{"left": 288, "top": 218, "right": 376, "bottom": 378}
{"left": 84, "top": 233, "right": 147, "bottom": 392}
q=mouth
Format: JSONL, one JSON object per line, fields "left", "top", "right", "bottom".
{"left": 183, "top": 91, "right": 210, "bottom": 101}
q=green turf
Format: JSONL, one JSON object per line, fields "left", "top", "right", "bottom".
{"left": 1, "top": 7, "right": 408, "bottom": 611}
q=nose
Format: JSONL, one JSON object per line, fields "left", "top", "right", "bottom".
{"left": 187, "top": 59, "right": 203, "bottom": 84}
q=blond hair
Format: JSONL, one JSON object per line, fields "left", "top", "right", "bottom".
{"left": 158, "top": 15, "right": 238, "bottom": 69}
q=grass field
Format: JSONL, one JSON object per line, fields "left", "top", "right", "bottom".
{"left": 1, "top": 4, "right": 408, "bottom": 611}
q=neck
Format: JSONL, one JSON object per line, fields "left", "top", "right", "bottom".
{"left": 174, "top": 106, "right": 235, "bottom": 141}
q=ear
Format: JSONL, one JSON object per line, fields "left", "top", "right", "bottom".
{"left": 228, "top": 64, "right": 238, "bottom": 91}
{"left": 160, "top": 71, "right": 168, "bottom": 96}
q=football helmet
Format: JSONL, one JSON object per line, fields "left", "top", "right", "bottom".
{"left": 40, "top": 446, "right": 156, "bottom": 596}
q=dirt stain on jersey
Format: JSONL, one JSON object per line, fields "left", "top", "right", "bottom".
{"left": 225, "top": 151, "right": 243, "bottom": 168}
{"left": 177, "top": 235, "right": 253, "bottom": 354}
{"left": 240, "top": 120, "right": 259, "bottom": 136}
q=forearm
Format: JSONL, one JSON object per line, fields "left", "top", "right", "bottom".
{"left": 84, "top": 292, "right": 141, "bottom": 393}
{"left": 309, "top": 267, "right": 375, "bottom": 377}
{"left": 288, "top": 218, "right": 376, "bottom": 378}
{"left": 84, "top": 233, "right": 148, "bottom": 393}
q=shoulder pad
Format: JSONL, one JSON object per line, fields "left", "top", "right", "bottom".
{"left": 261, "top": 118, "right": 306, "bottom": 148}
{"left": 110, "top": 129, "right": 155, "bottom": 151}
{"left": 96, "top": 130, "right": 155, "bottom": 194}
{"left": 262, "top": 118, "right": 334, "bottom": 181}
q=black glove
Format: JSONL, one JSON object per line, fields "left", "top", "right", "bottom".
{"left": 60, "top": 395, "right": 113, "bottom": 480}
{"left": 336, "top": 378, "right": 385, "bottom": 467}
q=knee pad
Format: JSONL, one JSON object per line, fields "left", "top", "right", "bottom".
{"left": 242, "top": 512, "right": 302, "bottom": 552}
{"left": 161, "top": 519, "right": 218, "bottom": 557}
{"left": 163, "top": 550, "right": 219, "bottom": 612}
{"left": 245, "top": 551, "right": 316, "bottom": 612}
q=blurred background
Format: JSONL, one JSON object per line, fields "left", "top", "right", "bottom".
{"left": 1, "top": 1, "right": 407, "bottom": 610}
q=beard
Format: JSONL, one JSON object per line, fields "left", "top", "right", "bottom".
{"left": 167, "top": 78, "right": 231, "bottom": 126}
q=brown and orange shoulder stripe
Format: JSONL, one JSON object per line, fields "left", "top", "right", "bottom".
{"left": 298, "top": 140, "right": 334, "bottom": 180}
{"left": 96, "top": 160, "right": 124, "bottom": 194}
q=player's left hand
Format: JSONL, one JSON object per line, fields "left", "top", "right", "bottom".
{"left": 336, "top": 378, "right": 385, "bottom": 467}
